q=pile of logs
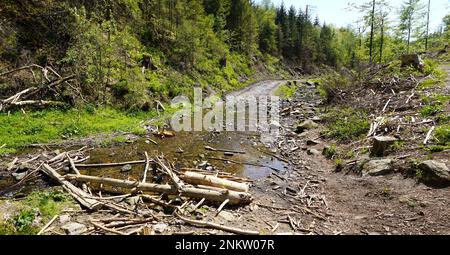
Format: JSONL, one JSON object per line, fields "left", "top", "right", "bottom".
{"left": 5, "top": 148, "right": 256, "bottom": 235}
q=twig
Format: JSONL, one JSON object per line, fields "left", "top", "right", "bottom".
{"left": 91, "top": 220, "right": 128, "bottom": 235}
{"left": 175, "top": 212, "right": 259, "bottom": 235}
{"left": 37, "top": 215, "right": 59, "bottom": 235}
{"left": 216, "top": 199, "right": 230, "bottom": 215}
{"left": 424, "top": 126, "right": 435, "bottom": 145}
{"left": 142, "top": 152, "right": 150, "bottom": 183}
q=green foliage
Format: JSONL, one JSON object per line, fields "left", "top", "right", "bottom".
{"left": 317, "top": 73, "right": 351, "bottom": 102}
{"left": 323, "top": 144, "right": 338, "bottom": 159}
{"left": 26, "top": 189, "right": 74, "bottom": 218}
{"left": 323, "top": 108, "right": 370, "bottom": 142}
{"left": 420, "top": 105, "right": 442, "bottom": 117}
{"left": 274, "top": 82, "right": 297, "bottom": 98}
{"left": 435, "top": 124, "right": 450, "bottom": 146}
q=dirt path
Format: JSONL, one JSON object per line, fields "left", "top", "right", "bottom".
{"left": 229, "top": 80, "right": 286, "bottom": 97}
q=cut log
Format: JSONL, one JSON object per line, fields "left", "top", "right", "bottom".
{"left": 180, "top": 171, "right": 249, "bottom": 192}
{"left": 64, "top": 174, "right": 252, "bottom": 205}
{"left": 41, "top": 164, "right": 102, "bottom": 210}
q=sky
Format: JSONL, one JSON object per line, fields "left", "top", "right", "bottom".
{"left": 263, "top": 0, "right": 449, "bottom": 32}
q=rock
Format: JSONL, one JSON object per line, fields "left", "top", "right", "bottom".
{"left": 307, "top": 149, "right": 321, "bottom": 156}
{"left": 11, "top": 171, "right": 28, "bottom": 181}
{"left": 362, "top": 159, "right": 394, "bottom": 176}
{"left": 400, "top": 54, "right": 424, "bottom": 70}
{"left": 61, "top": 222, "right": 87, "bottom": 235}
{"left": 121, "top": 164, "right": 132, "bottom": 172}
{"left": 310, "top": 116, "right": 322, "bottom": 122}
{"left": 126, "top": 196, "right": 140, "bottom": 206}
{"left": 306, "top": 139, "right": 321, "bottom": 146}
{"left": 418, "top": 160, "right": 450, "bottom": 185}
{"left": 59, "top": 215, "right": 71, "bottom": 224}
{"left": 371, "top": 136, "right": 398, "bottom": 157}
{"left": 295, "top": 120, "right": 319, "bottom": 134}
{"left": 218, "top": 211, "right": 235, "bottom": 221}
{"left": 153, "top": 223, "right": 168, "bottom": 233}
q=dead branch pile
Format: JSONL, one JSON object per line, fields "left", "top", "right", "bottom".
{"left": 4, "top": 148, "right": 256, "bottom": 235}
{"left": 0, "top": 64, "right": 76, "bottom": 111}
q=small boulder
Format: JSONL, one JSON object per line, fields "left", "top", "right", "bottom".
{"left": 153, "top": 223, "right": 168, "bottom": 233}
{"left": 307, "top": 148, "right": 321, "bottom": 156}
{"left": 362, "top": 159, "right": 394, "bottom": 176}
{"left": 121, "top": 164, "right": 132, "bottom": 172}
{"left": 59, "top": 215, "right": 71, "bottom": 224}
{"left": 295, "top": 120, "right": 319, "bottom": 134}
{"left": 400, "top": 54, "right": 424, "bottom": 70}
{"left": 371, "top": 136, "right": 398, "bottom": 157}
{"left": 61, "top": 222, "right": 87, "bottom": 235}
{"left": 418, "top": 160, "right": 450, "bottom": 185}
{"left": 218, "top": 211, "right": 235, "bottom": 221}
{"left": 306, "top": 139, "right": 321, "bottom": 146}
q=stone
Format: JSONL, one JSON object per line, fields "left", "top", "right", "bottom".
{"left": 306, "top": 139, "right": 321, "bottom": 146}
{"left": 310, "top": 116, "right": 322, "bottom": 122}
{"left": 295, "top": 120, "right": 319, "bottom": 134}
{"left": 59, "top": 215, "right": 71, "bottom": 224}
{"left": 121, "top": 164, "right": 132, "bottom": 172}
{"left": 400, "top": 54, "right": 424, "bottom": 70}
{"left": 307, "top": 149, "right": 321, "bottom": 156}
{"left": 11, "top": 171, "right": 28, "bottom": 181}
{"left": 61, "top": 222, "right": 87, "bottom": 235}
{"left": 362, "top": 159, "right": 394, "bottom": 176}
{"left": 126, "top": 196, "right": 140, "bottom": 206}
{"left": 153, "top": 223, "right": 168, "bottom": 233}
{"left": 218, "top": 211, "right": 235, "bottom": 221}
{"left": 418, "top": 160, "right": 450, "bottom": 185}
{"left": 371, "top": 136, "right": 398, "bottom": 157}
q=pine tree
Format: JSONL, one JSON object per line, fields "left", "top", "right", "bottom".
{"left": 398, "top": 0, "right": 426, "bottom": 53}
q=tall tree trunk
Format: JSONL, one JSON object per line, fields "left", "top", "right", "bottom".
{"left": 425, "top": 0, "right": 431, "bottom": 51}
{"left": 380, "top": 15, "right": 384, "bottom": 63}
{"left": 369, "top": 0, "right": 376, "bottom": 64}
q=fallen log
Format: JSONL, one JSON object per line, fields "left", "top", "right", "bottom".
{"left": 180, "top": 171, "right": 249, "bottom": 192}
{"left": 64, "top": 174, "right": 252, "bottom": 205}
{"left": 41, "top": 164, "right": 102, "bottom": 210}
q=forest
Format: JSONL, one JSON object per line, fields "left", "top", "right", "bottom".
{"left": 0, "top": 0, "right": 450, "bottom": 237}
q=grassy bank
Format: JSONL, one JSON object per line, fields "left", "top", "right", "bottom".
{"left": 0, "top": 107, "right": 158, "bottom": 155}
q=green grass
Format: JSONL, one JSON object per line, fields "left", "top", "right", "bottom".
{"left": 322, "top": 108, "right": 370, "bottom": 142}
{"left": 274, "top": 82, "right": 297, "bottom": 99}
{"left": 435, "top": 124, "right": 450, "bottom": 146}
{"left": 0, "top": 107, "right": 156, "bottom": 155}
{"left": 0, "top": 189, "right": 77, "bottom": 235}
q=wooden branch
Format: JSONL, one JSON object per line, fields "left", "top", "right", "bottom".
{"left": 91, "top": 220, "right": 128, "bottom": 235}
{"left": 207, "top": 157, "right": 282, "bottom": 172}
{"left": 65, "top": 174, "right": 253, "bottom": 205}
{"left": 41, "top": 164, "right": 102, "bottom": 210}
{"left": 37, "top": 215, "right": 59, "bottom": 235}
{"left": 424, "top": 126, "right": 435, "bottom": 145}
{"left": 75, "top": 160, "right": 146, "bottom": 168}
{"left": 155, "top": 157, "right": 184, "bottom": 191}
{"left": 0, "top": 64, "right": 44, "bottom": 77}
{"left": 205, "top": 146, "right": 246, "bottom": 154}
{"left": 142, "top": 152, "right": 150, "bottom": 183}
{"left": 67, "top": 155, "right": 81, "bottom": 175}
{"left": 180, "top": 171, "right": 249, "bottom": 192}
{"left": 175, "top": 212, "right": 259, "bottom": 235}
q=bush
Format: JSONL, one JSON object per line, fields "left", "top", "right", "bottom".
{"left": 322, "top": 108, "right": 370, "bottom": 142}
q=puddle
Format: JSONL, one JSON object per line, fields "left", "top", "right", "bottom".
{"left": 83, "top": 130, "right": 287, "bottom": 182}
